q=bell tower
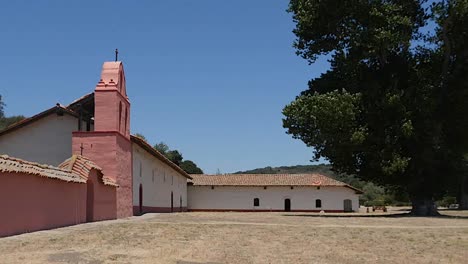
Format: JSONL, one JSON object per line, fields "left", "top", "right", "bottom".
{"left": 94, "top": 62, "right": 130, "bottom": 137}
{"left": 72, "top": 61, "right": 133, "bottom": 218}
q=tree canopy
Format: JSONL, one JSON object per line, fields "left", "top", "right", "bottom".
{"left": 135, "top": 135, "right": 204, "bottom": 174}
{"left": 0, "top": 95, "right": 25, "bottom": 131}
{"left": 283, "top": 0, "right": 468, "bottom": 215}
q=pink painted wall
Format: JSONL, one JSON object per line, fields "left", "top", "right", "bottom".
{"left": 72, "top": 131, "right": 132, "bottom": 218}
{"left": 87, "top": 169, "right": 117, "bottom": 221}
{"left": 0, "top": 172, "right": 86, "bottom": 237}
{"left": 72, "top": 61, "right": 133, "bottom": 218}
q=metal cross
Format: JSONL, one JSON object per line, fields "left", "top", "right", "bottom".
{"left": 80, "top": 143, "right": 84, "bottom": 155}
{"left": 115, "top": 49, "right": 119, "bottom": 62}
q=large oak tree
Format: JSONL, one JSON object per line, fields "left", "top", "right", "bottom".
{"left": 283, "top": 0, "right": 468, "bottom": 215}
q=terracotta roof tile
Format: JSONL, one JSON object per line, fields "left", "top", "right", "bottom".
{"left": 59, "top": 155, "right": 118, "bottom": 187}
{"left": 0, "top": 155, "right": 85, "bottom": 183}
{"left": 189, "top": 174, "right": 363, "bottom": 193}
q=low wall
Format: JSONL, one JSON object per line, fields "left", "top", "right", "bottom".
{"left": 0, "top": 172, "right": 86, "bottom": 237}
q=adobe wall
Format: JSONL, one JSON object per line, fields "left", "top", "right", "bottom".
{"left": 72, "top": 131, "right": 133, "bottom": 218}
{"left": 0, "top": 172, "right": 86, "bottom": 237}
{"left": 187, "top": 186, "right": 360, "bottom": 212}
{"left": 88, "top": 169, "right": 117, "bottom": 221}
{"left": 0, "top": 114, "right": 79, "bottom": 166}
{"left": 132, "top": 143, "right": 188, "bottom": 215}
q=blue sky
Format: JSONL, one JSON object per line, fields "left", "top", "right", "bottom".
{"left": 0, "top": 1, "right": 330, "bottom": 173}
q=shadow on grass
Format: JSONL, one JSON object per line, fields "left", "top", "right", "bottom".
{"left": 281, "top": 212, "right": 468, "bottom": 219}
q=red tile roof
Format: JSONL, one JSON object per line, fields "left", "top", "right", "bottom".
{"left": 0, "top": 155, "right": 85, "bottom": 183}
{"left": 59, "top": 155, "right": 118, "bottom": 187}
{"left": 189, "top": 174, "right": 363, "bottom": 193}
{"left": 130, "top": 135, "right": 192, "bottom": 179}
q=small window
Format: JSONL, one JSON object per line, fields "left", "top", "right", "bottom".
{"left": 118, "top": 102, "right": 122, "bottom": 131}
{"left": 315, "top": 199, "right": 322, "bottom": 208}
{"left": 139, "top": 161, "right": 142, "bottom": 177}
{"left": 254, "top": 198, "right": 260, "bottom": 207}
{"left": 317, "top": 186, "right": 320, "bottom": 190}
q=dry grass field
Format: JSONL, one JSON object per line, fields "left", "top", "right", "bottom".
{"left": 1, "top": 208, "right": 467, "bottom": 264}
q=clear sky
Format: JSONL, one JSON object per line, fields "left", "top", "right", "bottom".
{"left": 0, "top": 1, "right": 330, "bottom": 174}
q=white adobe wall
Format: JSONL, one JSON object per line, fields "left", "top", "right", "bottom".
{"left": 188, "top": 185, "right": 359, "bottom": 212}
{"left": 132, "top": 143, "right": 188, "bottom": 211}
{"left": 0, "top": 113, "right": 83, "bottom": 166}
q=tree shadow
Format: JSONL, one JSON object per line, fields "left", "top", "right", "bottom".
{"left": 281, "top": 212, "right": 468, "bottom": 219}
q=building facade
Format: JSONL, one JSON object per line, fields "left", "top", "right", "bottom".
{"left": 188, "top": 174, "right": 361, "bottom": 212}
{"left": 0, "top": 61, "right": 191, "bottom": 237}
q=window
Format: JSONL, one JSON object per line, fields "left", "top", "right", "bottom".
{"left": 315, "top": 199, "right": 322, "bottom": 208}
{"left": 254, "top": 198, "right": 260, "bottom": 207}
{"left": 124, "top": 108, "right": 128, "bottom": 134}
{"left": 118, "top": 102, "right": 122, "bottom": 131}
{"left": 139, "top": 161, "right": 142, "bottom": 177}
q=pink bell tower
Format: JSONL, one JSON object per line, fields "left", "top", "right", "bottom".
{"left": 72, "top": 61, "right": 133, "bottom": 218}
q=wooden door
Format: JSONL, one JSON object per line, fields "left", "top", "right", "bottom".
{"left": 284, "top": 199, "right": 291, "bottom": 212}
{"left": 344, "top": 199, "right": 352, "bottom": 212}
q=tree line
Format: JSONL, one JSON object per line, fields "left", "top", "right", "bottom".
{"left": 134, "top": 133, "right": 204, "bottom": 174}
{"left": 0, "top": 96, "right": 25, "bottom": 131}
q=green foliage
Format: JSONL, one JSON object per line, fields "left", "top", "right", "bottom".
{"left": 436, "top": 196, "right": 457, "bottom": 208}
{"left": 135, "top": 135, "right": 204, "bottom": 174}
{"left": 0, "top": 95, "right": 25, "bottom": 131}
{"left": 0, "top": 95, "right": 4, "bottom": 119}
{"left": 165, "top": 150, "right": 183, "bottom": 166}
{"left": 180, "top": 160, "right": 204, "bottom": 174}
{"left": 134, "top": 133, "right": 147, "bottom": 141}
{"left": 284, "top": 0, "right": 468, "bottom": 209}
{"left": 0, "top": 115, "right": 25, "bottom": 131}
{"left": 154, "top": 142, "right": 169, "bottom": 155}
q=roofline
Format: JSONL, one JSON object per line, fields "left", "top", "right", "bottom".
{"left": 0, "top": 105, "right": 79, "bottom": 137}
{"left": 189, "top": 173, "right": 364, "bottom": 194}
{"left": 130, "top": 135, "right": 192, "bottom": 180}
{"left": 188, "top": 184, "right": 363, "bottom": 193}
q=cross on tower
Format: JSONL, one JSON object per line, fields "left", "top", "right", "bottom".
{"left": 115, "top": 49, "right": 119, "bottom": 62}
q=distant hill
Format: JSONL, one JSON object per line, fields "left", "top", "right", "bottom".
{"left": 234, "top": 164, "right": 336, "bottom": 177}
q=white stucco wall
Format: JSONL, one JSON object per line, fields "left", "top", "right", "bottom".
{"left": 188, "top": 185, "right": 359, "bottom": 212}
{"left": 0, "top": 113, "right": 81, "bottom": 166}
{"left": 132, "top": 143, "right": 188, "bottom": 210}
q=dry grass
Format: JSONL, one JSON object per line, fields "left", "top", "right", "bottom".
{"left": 1, "top": 209, "right": 468, "bottom": 264}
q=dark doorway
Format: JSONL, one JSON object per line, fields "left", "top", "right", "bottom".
{"left": 344, "top": 199, "right": 352, "bottom": 212}
{"left": 315, "top": 199, "right": 322, "bottom": 208}
{"left": 139, "top": 184, "right": 143, "bottom": 215}
{"left": 171, "top": 192, "right": 174, "bottom": 212}
{"left": 86, "top": 180, "right": 94, "bottom": 222}
{"left": 284, "top": 198, "right": 291, "bottom": 212}
{"left": 180, "top": 196, "right": 182, "bottom": 212}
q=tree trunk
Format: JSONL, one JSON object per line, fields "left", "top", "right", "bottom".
{"left": 460, "top": 174, "right": 468, "bottom": 210}
{"left": 410, "top": 198, "right": 440, "bottom": 216}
